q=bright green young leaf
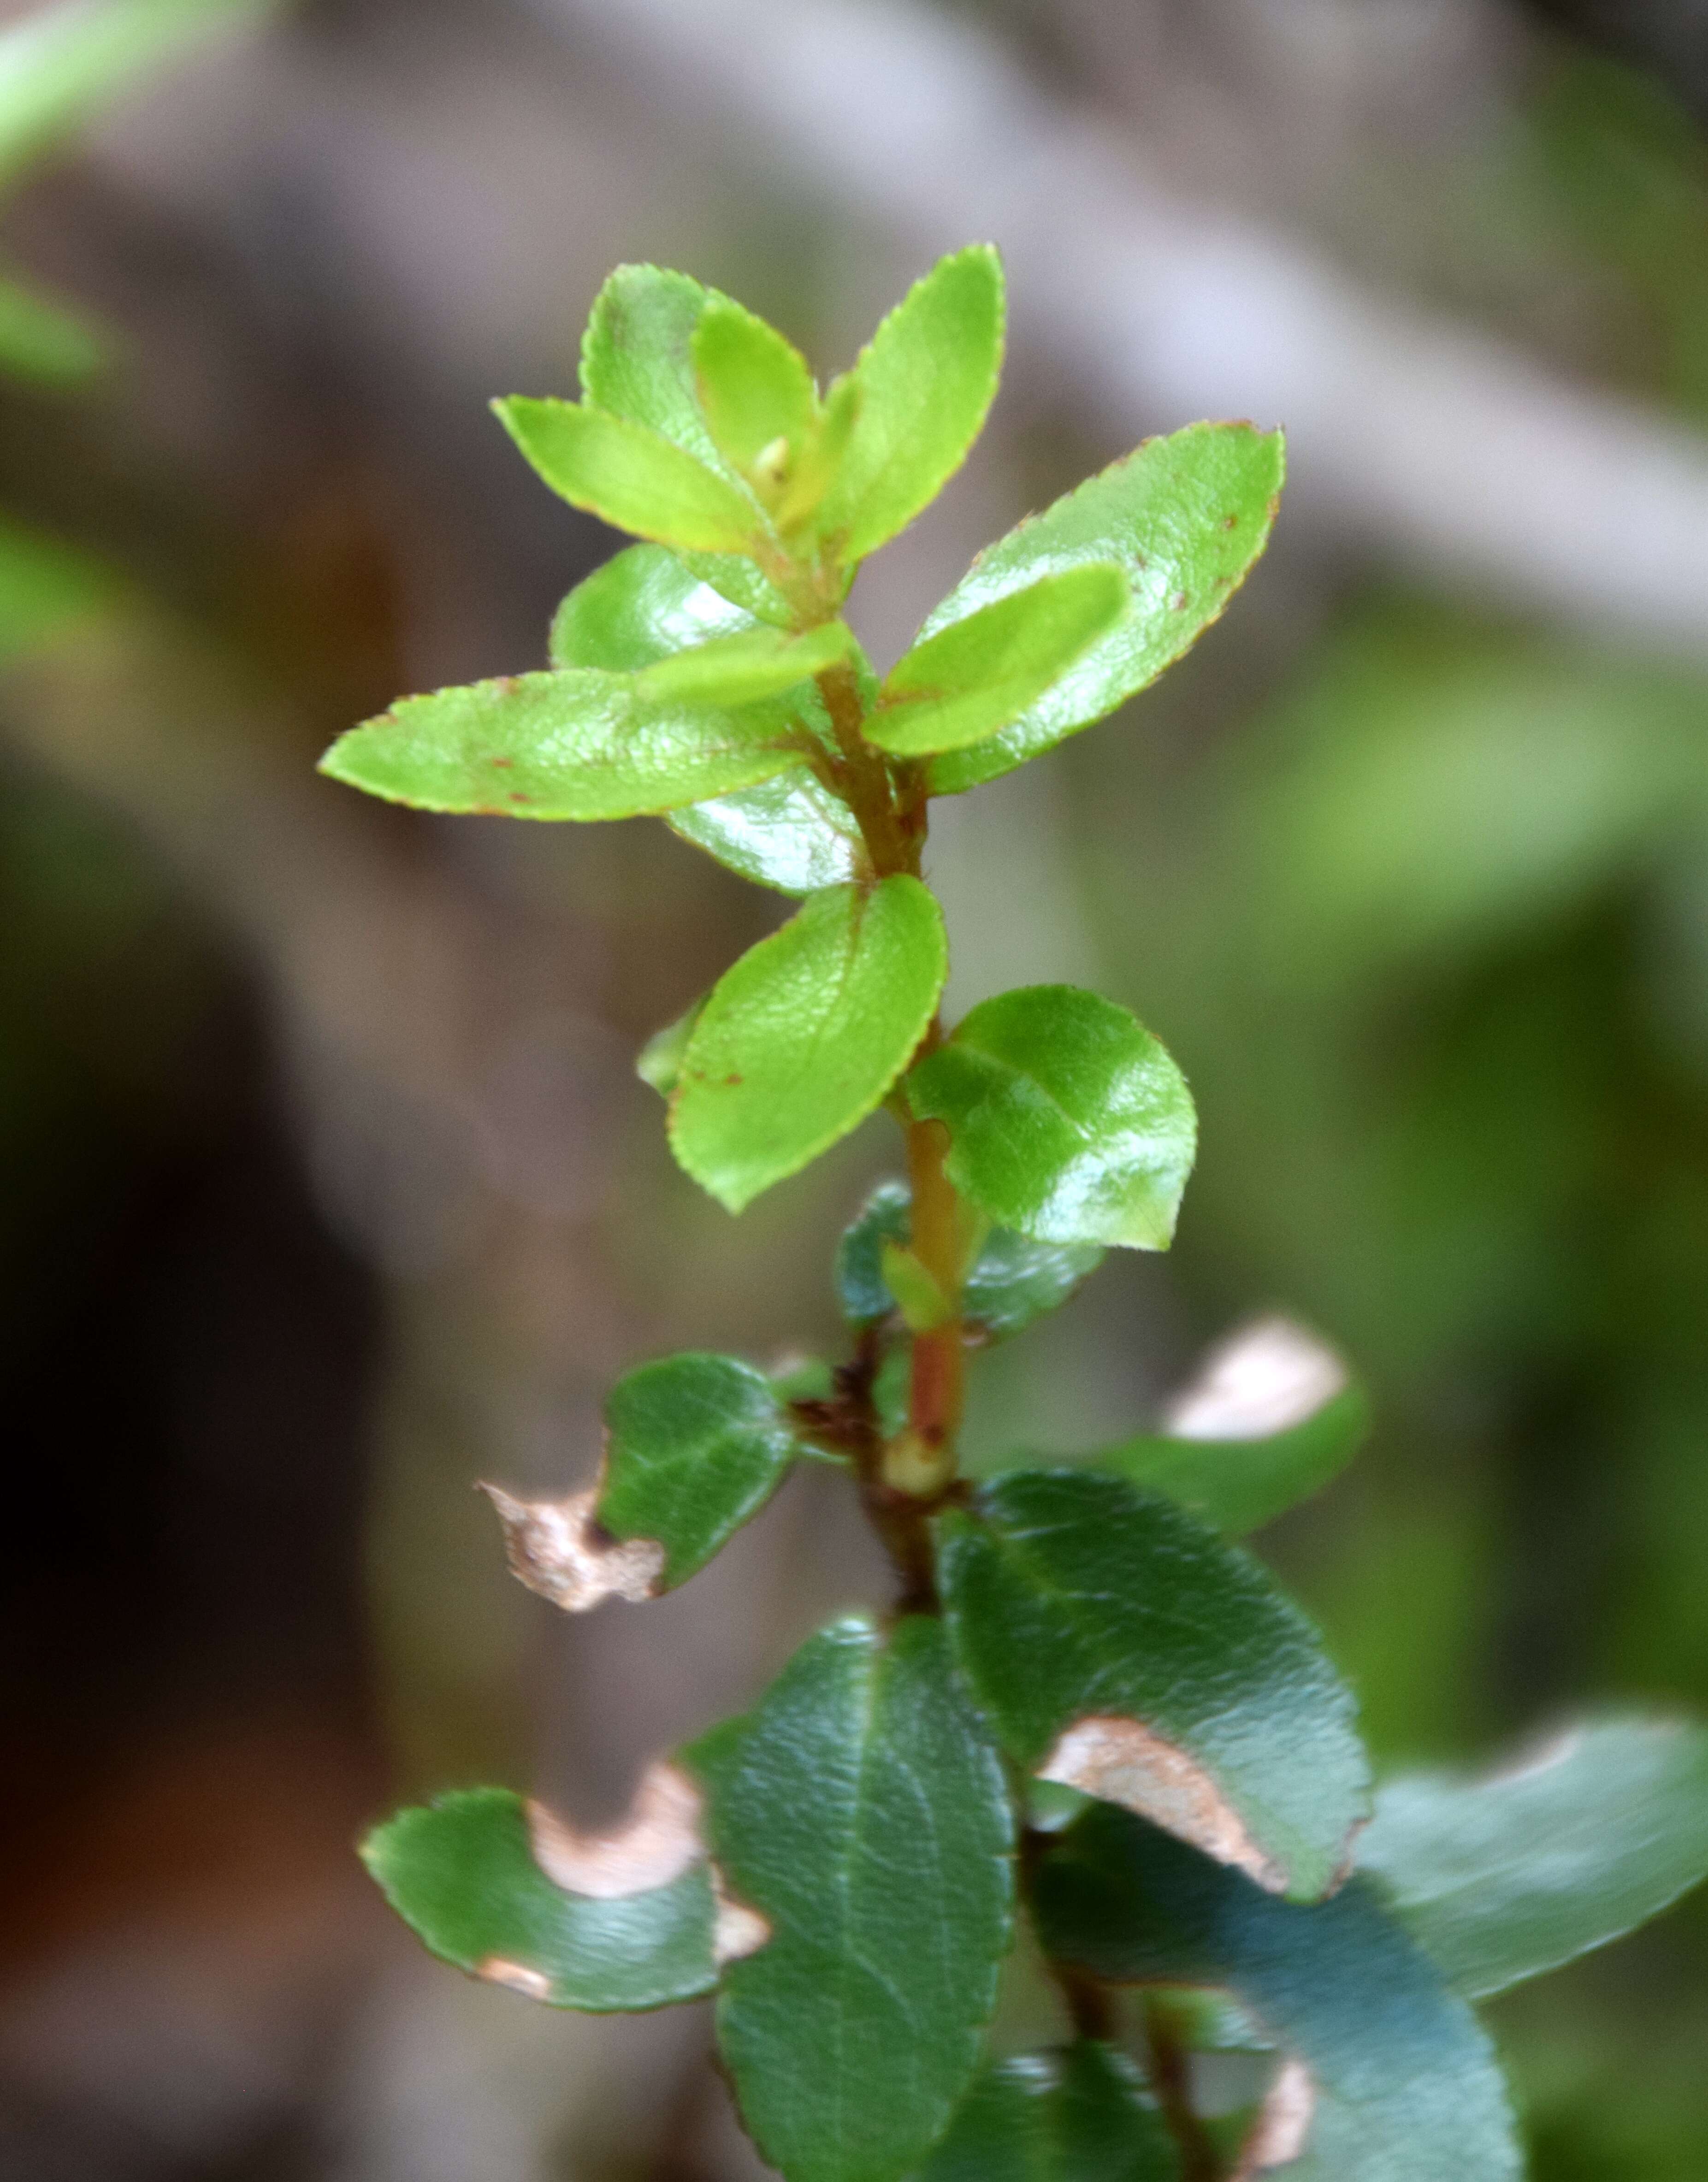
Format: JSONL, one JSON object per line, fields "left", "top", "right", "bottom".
{"left": 632, "top": 621, "right": 851, "bottom": 705}
{"left": 687, "top": 1615, "right": 1014, "bottom": 2182}
{"left": 693, "top": 297, "right": 820, "bottom": 484}
{"left": 938, "top": 1468, "right": 1370, "bottom": 1901}
{"left": 1033, "top": 1807, "right": 1520, "bottom": 2182}
{"left": 0, "top": 0, "right": 271, "bottom": 185}
{"left": 494, "top": 396, "right": 765, "bottom": 556}
{"left": 812, "top": 244, "right": 1005, "bottom": 567}
{"left": 579, "top": 261, "right": 729, "bottom": 468}
{"left": 669, "top": 876, "right": 947, "bottom": 1212}
{"left": 1359, "top": 1716, "right": 1708, "bottom": 1999}
{"left": 880, "top": 1240, "right": 954, "bottom": 1331}
{"left": 637, "top": 996, "right": 707, "bottom": 1098}
{"left": 551, "top": 544, "right": 862, "bottom": 893}
{"left": 0, "top": 271, "right": 102, "bottom": 380}
{"left": 923, "top": 424, "right": 1284, "bottom": 794}
{"left": 0, "top": 514, "right": 111, "bottom": 662}
{"left": 597, "top": 1353, "right": 798, "bottom": 1590}
{"left": 907, "top": 987, "right": 1196, "bottom": 1250}
{"left": 1094, "top": 1320, "right": 1369, "bottom": 1536}
{"left": 361, "top": 1787, "right": 719, "bottom": 2011}
{"left": 319, "top": 670, "right": 810, "bottom": 821}
{"left": 867, "top": 565, "right": 1128, "bottom": 757}
{"left": 913, "top": 2044, "right": 1179, "bottom": 2182}
{"left": 835, "top": 1177, "right": 1101, "bottom": 1338}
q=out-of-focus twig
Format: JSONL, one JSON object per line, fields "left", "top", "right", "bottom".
{"left": 527, "top": 0, "right": 1708, "bottom": 656}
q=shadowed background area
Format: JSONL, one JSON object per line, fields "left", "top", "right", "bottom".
{"left": 2, "top": 0, "right": 1707, "bottom": 2174}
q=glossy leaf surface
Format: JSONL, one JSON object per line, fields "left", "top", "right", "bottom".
{"left": 598, "top": 1353, "right": 798, "bottom": 1589}
{"left": 495, "top": 395, "right": 764, "bottom": 555}
{"left": 924, "top": 424, "right": 1284, "bottom": 793}
{"left": 551, "top": 545, "right": 861, "bottom": 893}
{"left": 1096, "top": 1323, "right": 1368, "bottom": 1535}
{"left": 319, "top": 671, "right": 809, "bottom": 821}
{"left": 361, "top": 1787, "right": 717, "bottom": 2011}
{"left": 868, "top": 565, "right": 1127, "bottom": 757}
{"left": 1359, "top": 1717, "right": 1708, "bottom": 1998}
{"left": 939, "top": 1468, "right": 1369, "bottom": 1900}
{"left": 689, "top": 1616, "right": 1014, "bottom": 2182}
{"left": 836, "top": 1177, "right": 1100, "bottom": 1339}
{"left": 913, "top": 2044, "right": 1179, "bottom": 2182}
{"left": 670, "top": 877, "right": 946, "bottom": 1212}
{"left": 813, "top": 245, "right": 1004, "bottom": 566}
{"left": 907, "top": 987, "right": 1195, "bottom": 1250}
{"left": 1034, "top": 1807, "right": 1520, "bottom": 2182}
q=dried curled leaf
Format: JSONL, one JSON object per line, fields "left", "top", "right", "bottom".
{"left": 480, "top": 1481, "right": 665, "bottom": 1611}
{"left": 1040, "top": 1716, "right": 1283, "bottom": 1892}
{"left": 1233, "top": 2059, "right": 1315, "bottom": 2179}
{"left": 528, "top": 1762, "right": 706, "bottom": 1898}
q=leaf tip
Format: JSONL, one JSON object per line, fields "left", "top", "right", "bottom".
{"left": 479, "top": 1479, "right": 665, "bottom": 1610}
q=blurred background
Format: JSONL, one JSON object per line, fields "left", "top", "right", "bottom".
{"left": 2, "top": 0, "right": 1707, "bottom": 2174}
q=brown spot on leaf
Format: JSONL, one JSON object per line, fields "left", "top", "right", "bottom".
{"left": 711, "top": 1866, "right": 772, "bottom": 1963}
{"left": 528, "top": 1762, "right": 705, "bottom": 1898}
{"left": 1234, "top": 2058, "right": 1315, "bottom": 2176}
{"left": 723, "top": 1073, "right": 743, "bottom": 1086}
{"left": 489, "top": 756, "right": 514, "bottom": 769}
{"left": 478, "top": 1957, "right": 552, "bottom": 1999}
{"left": 1222, "top": 513, "right": 1239, "bottom": 530}
{"left": 1164, "top": 1318, "right": 1347, "bottom": 1442}
{"left": 1040, "top": 1717, "right": 1284, "bottom": 1892}
{"left": 479, "top": 1481, "right": 664, "bottom": 1612}
{"left": 1170, "top": 591, "right": 1189, "bottom": 610}
{"left": 508, "top": 792, "right": 531, "bottom": 804}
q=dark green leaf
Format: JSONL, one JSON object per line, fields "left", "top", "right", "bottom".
{"left": 687, "top": 1615, "right": 1015, "bottom": 2182}
{"left": 812, "top": 245, "right": 1005, "bottom": 567}
{"left": 907, "top": 987, "right": 1196, "bottom": 1250}
{"left": 924, "top": 424, "right": 1284, "bottom": 794}
{"left": 669, "top": 877, "right": 946, "bottom": 1212}
{"left": 1033, "top": 1806, "right": 1520, "bottom": 2182}
{"left": 1359, "top": 1716, "right": 1708, "bottom": 1998}
{"left": 361, "top": 1785, "right": 719, "bottom": 2011}
{"left": 1094, "top": 1320, "right": 1368, "bottom": 1535}
{"left": 597, "top": 1353, "right": 798, "bottom": 1589}
{"left": 494, "top": 395, "right": 765, "bottom": 556}
{"left": 0, "top": 271, "right": 101, "bottom": 380}
{"left": 938, "top": 1468, "right": 1369, "bottom": 1900}
{"left": 319, "top": 669, "right": 810, "bottom": 821}
{"left": 913, "top": 2044, "right": 1179, "bottom": 2182}
{"left": 868, "top": 565, "right": 1128, "bottom": 757}
{"left": 835, "top": 1177, "right": 1100, "bottom": 1338}
{"left": 551, "top": 545, "right": 862, "bottom": 893}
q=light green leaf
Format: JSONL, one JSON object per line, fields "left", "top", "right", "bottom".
{"left": 579, "top": 261, "right": 731, "bottom": 470}
{"left": 688, "top": 1615, "right": 1015, "bottom": 2182}
{"left": 669, "top": 876, "right": 947, "bottom": 1212}
{"left": 835, "top": 1177, "right": 1100, "bottom": 1339}
{"left": 1094, "top": 1320, "right": 1369, "bottom": 1536}
{"left": 632, "top": 620, "right": 851, "bottom": 705}
{"left": 0, "top": 513, "right": 111, "bottom": 662}
{"left": 812, "top": 244, "right": 1005, "bottom": 567}
{"left": 1359, "top": 1716, "right": 1708, "bottom": 1998}
{"left": 637, "top": 997, "right": 707, "bottom": 1098}
{"left": 494, "top": 396, "right": 765, "bottom": 556}
{"left": 0, "top": 0, "right": 271, "bottom": 186}
{"left": 938, "top": 1468, "right": 1369, "bottom": 1901}
{"left": 907, "top": 986, "right": 1196, "bottom": 1250}
{"left": 597, "top": 1353, "right": 798, "bottom": 1590}
{"left": 551, "top": 545, "right": 862, "bottom": 893}
{"left": 923, "top": 424, "right": 1284, "bottom": 794}
{"left": 1034, "top": 1807, "right": 1520, "bottom": 2182}
{"left": 0, "top": 270, "right": 101, "bottom": 380}
{"left": 880, "top": 1240, "right": 953, "bottom": 1331}
{"left": 913, "top": 2044, "right": 1179, "bottom": 2182}
{"left": 361, "top": 1786, "right": 719, "bottom": 2011}
{"left": 692, "top": 296, "right": 820, "bottom": 485}
{"left": 868, "top": 565, "right": 1128, "bottom": 757}
{"left": 319, "top": 670, "right": 810, "bottom": 821}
